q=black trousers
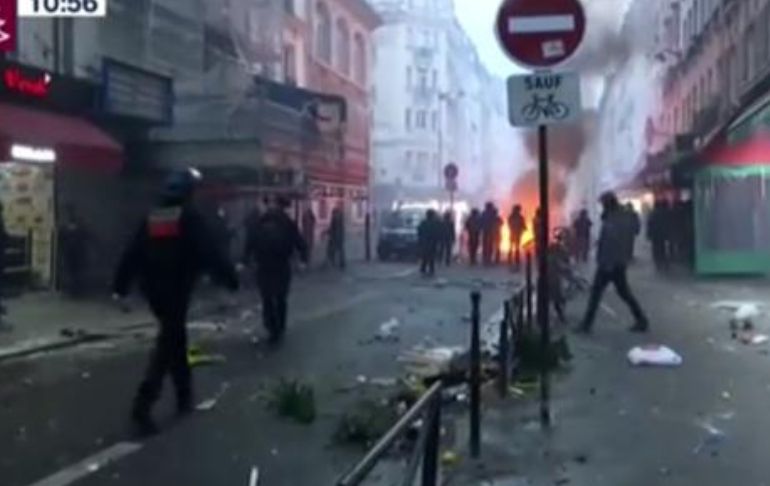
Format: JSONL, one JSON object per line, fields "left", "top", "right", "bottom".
{"left": 468, "top": 236, "right": 480, "bottom": 265}
{"left": 134, "top": 298, "right": 191, "bottom": 417}
{"left": 420, "top": 247, "right": 436, "bottom": 276}
{"left": 257, "top": 268, "right": 292, "bottom": 339}
{"left": 482, "top": 235, "right": 494, "bottom": 265}
{"left": 580, "top": 266, "right": 648, "bottom": 329}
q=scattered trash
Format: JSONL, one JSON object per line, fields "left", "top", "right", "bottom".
{"left": 267, "top": 379, "right": 316, "bottom": 424}
{"left": 721, "top": 391, "right": 732, "bottom": 401}
{"left": 187, "top": 321, "right": 227, "bottom": 332}
{"left": 739, "top": 333, "right": 769, "bottom": 345}
{"left": 271, "top": 448, "right": 279, "bottom": 456}
{"left": 693, "top": 422, "right": 726, "bottom": 455}
{"left": 441, "top": 450, "right": 460, "bottom": 466}
{"left": 397, "top": 346, "right": 465, "bottom": 378}
{"left": 240, "top": 309, "right": 256, "bottom": 321}
{"left": 373, "top": 318, "right": 400, "bottom": 342}
{"left": 248, "top": 466, "right": 260, "bottom": 486}
{"left": 334, "top": 399, "right": 400, "bottom": 447}
{"left": 81, "top": 372, "right": 91, "bottom": 379}
{"left": 87, "top": 463, "right": 100, "bottom": 473}
{"left": 356, "top": 375, "right": 368, "bottom": 384}
{"left": 187, "top": 345, "right": 227, "bottom": 367}
{"left": 196, "top": 383, "right": 230, "bottom": 411}
{"left": 659, "top": 467, "right": 671, "bottom": 476}
{"left": 555, "top": 477, "right": 571, "bottom": 485}
{"left": 369, "top": 377, "right": 398, "bottom": 388}
{"left": 716, "top": 411, "right": 735, "bottom": 421}
{"left": 627, "top": 345, "right": 682, "bottom": 367}
{"left": 433, "top": 278, "right": 449, "bottom": 288}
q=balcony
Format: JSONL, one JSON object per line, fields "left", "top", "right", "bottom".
{"left": 692, "top": 98, "right": 722, "bottom": 139}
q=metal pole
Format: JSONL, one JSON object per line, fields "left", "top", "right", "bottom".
{"left": 470, "top": 290, "right": 481, "bottom": 458}
{"left": 421, "top": 395, "right": 441, "bottom": 486}
{"left": 525, "top": 252, "right": 533, "bottom": 332}
{"left": 536, "top": 124, "right": 551, "bottom": 428}
{"left": 365, "top": 211, "right": 371, "bottom": 262}
{"left": 497, "top": 300, "right": 511, "bottom": 398}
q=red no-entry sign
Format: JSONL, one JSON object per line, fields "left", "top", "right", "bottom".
{"left": 495, "top": 0, "right": 586, "bottom": 68}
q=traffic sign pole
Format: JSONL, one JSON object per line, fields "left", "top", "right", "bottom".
{"left": 536, "top": 123, "right": 551, "bottom": 428}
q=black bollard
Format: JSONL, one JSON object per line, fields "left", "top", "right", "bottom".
{"left": 365, "top": 212, "right": 371, "bottom": 262}
{"left": 525, "top": 252, "right": 533, "bottom": 331}
{"left": 497, "top": 300, "right": 511, "bottom": 398}
{"left": 421, "top": 394, "right": 441, "bottom": 486}
{"left": 470, "top": 290, "right": 481, "bottom": 458}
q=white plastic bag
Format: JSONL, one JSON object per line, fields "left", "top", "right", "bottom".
{"left": 627, "top": 345, "right": 682, "bottom": 367}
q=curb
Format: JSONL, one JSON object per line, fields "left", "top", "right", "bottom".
{"left": 0, "top": 333, "right": 111, "bottom": 363}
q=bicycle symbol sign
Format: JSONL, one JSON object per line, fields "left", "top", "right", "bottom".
{"left": 507, "top": 72, "right": 581, "bottom": 127}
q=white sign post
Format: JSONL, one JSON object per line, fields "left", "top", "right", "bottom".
{"left": 507, "top": 72, "right": 582, "bottom": 127}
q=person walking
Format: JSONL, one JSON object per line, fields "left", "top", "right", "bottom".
{"left": 244, "top": 196, "right": 308, "bottom": 345}
{"left": 418, "top": 209, "right": 441, "bottom": 277}
{"left": 647, "top": 200, "right": 669, "bottom": 270}
{"left": 465, "top": 208, "right": 482, "bottom": 265}
{"left": 572, "top": 209, "right": 592, "bottom": 263}
{"left": 301, "top": 206, "right": 317, "bottom": 265}
{"left": 59, "top": 204, "right": 89, "bottom": 297}
{"left": 507, "top": 204, "right": 527, "bottom": 268}
{"left": 577, "top": 191, "right": 649, "bottom": 334}
{"left": 492, "top": 207, "right": 503, "bottom": 265}
{"left": 113, "top": 168, "right": 239, "bottom": 436}
{"left": 440, "top": 210, "right": 455, "bottom": 266}
{"left": 327, "top": 206, "right": 346, "bottom": 269}
{"left": 481, "top": 202, "right": 497, "bottom": 266}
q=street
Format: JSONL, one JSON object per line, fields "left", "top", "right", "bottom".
{"left": 3, "top": 258, "right": 770, "bottom": 485}
{"left": 0, "top": 262, "right": 512, "bottom": 486}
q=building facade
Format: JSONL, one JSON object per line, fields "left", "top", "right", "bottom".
{"left": 367, "top": 0, "right": 508, "bottom": 209}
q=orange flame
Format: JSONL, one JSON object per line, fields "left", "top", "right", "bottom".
{"left": 499, "top": 222, "right": 535, "bottom": 255}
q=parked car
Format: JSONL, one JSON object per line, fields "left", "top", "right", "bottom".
{"left": 377, "top": 209, "right": 423, "bottom": 261}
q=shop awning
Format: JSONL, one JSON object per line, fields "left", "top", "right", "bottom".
{"left": 704, "top": 131, "right": 770, "bottom": 167}
{"left": 0, "top": 103, "right": 122, "bottom": 172}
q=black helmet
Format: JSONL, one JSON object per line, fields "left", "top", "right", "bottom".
{"left": 163, "top": 167, "right": 202, "bottom": 200}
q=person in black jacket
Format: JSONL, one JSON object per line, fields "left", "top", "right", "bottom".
{"left": 465, "top": 208, "right": 482, "bottom": 265}
{"left": 418, "top": 209, "right": 441, "bottom": 276}
{"left": 113, "top": 168, "right": 239, "bottom": 436}
{"left": 439, "top": 210, "right": 455, "bottom": 266}
{"left": 244, "top": 196, "right": 308, "bottom": 344}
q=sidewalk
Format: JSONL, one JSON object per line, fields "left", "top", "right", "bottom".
{"left": 0, "top": 260, "right": 420, "bottom": 363}
{"left": 445, "top": 258, "right": 770, "bottom": 485}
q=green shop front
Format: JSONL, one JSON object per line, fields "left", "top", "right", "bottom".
{"left": 694, "top": 130, "right": 770, "bottom": 275}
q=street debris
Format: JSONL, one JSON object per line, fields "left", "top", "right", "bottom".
{"left": 721, "top": 391, "right": 732, "bottom": 401}
{"left": 267, "top": 379, "right": 316, "bottom": 424}
{"left": 693, "top": 421, "right": 726, "bottom": 455}
{"left": 573, "top": 454, "right": 589, "bottom": 465}
{"left": 398, "top": 346, "right": 465, "bottom": 378}
{"left": 374, "top": 318, "right": 400, "bottom": 342}
{"left": 627, "top": 345, "right": 682, "bottom": 367}
{"left": 441, "top": 450, "right": 460, "bottom": 466}
{"left": 81, "top": 371, "right": 91, "bottom": 380}
{"left": 187, "top": 320, "right": 227, "bottom": 332}
{"left": 187, "top": 344, "right": 227, "bottom": 367}
{"left": 248, "top": 466, "right": 260, "bottom": 486}
{"left": 369, "top": 377, "right": 398, "bottom": 388}
{"left": 334, "top": 398, "right": 400, "bottom": 447}
{"left": 196, "top": 383, "right": 230, "bottom": 411}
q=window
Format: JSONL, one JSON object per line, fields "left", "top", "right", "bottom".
{"left": 431, "top": 110, "right": 438, "bottom": 131}
{"left": 353, "top": 33, "right": 366, "bottom": 84}
{"left": 315, "top": 2, "right": 332, "bottom": 63}
{"left": 336, "top": 18, "right": 351, "bottom": 75}
{"left": 283, "top": 44, "right": 297, "bottom": 84}
{"left": 415, "top": 152, "right": 428, "bottom": 182}
{"left": 405, "top": 151, "right": 413, "bottom": 170}
{"left": 284, "top": 0, "right": 295, "bottom": 15}
{"left": 405, "top": 109, "right": 412, "bottom": 130}
{"left": 406, "top": 67, "right": 412, "bottom": 87}
{"left": 431, "top": 69, "right": 437, "bottom": 88}
{"left": 417, "top": 68, "right": 428, "bottom": 89}
{"left": 416, "top": 110, "right": 427, "bottom": 128}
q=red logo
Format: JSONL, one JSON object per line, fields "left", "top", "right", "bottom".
{"left": 2, "top": 67, "right": 52, "bottom": 98}
{"left": 0, "top": 0, "right": 17, "bottom": 53}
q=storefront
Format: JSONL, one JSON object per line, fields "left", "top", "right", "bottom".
{"left": 694, "top": 132, "right": 770, "bottom": 275}
{"left": 0, "top": 60, "right": 123, "bottom": 289}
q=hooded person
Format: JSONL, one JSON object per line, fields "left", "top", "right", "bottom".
{"left": 577, "top": 191, "right": 649, "bottom": 334}
{"left": 508, "top": 204, "right": 527, "bottom": 267}
{"left": 113, "top": 167, "right": 239, "bottom": 436}
{"left": 465, "top": 208, "right": 482, "bottom": 265}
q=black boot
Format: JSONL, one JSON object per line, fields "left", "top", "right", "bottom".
{"left": 131, "top": 408, "right": 160, "bottom": 437}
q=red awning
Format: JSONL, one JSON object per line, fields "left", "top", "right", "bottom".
{"left": 0, "top": 103, "right": 123, "bottom": 172}
{"left": 704, "top": 131, "right": 770, "bottom": 167}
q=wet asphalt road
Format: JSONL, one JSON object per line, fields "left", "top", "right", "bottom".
{"left": 0, "top": 262, "right": 513, "bottom": 486}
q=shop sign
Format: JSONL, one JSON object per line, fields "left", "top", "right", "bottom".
{"left": 101, "top": 58, "right": 173, "bottom": 124}
{"left": 0, "top": 60, "right": 96, "bottom": 112}
{"left": 3, "top": 66, "right": 51, "bottom": 98}
{"left": 10, "top": 144, "right": 56, "bottom": 163}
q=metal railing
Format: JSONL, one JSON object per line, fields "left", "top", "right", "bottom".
{"left": 336, "top": 380, "right": 444, "bottom": 486}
